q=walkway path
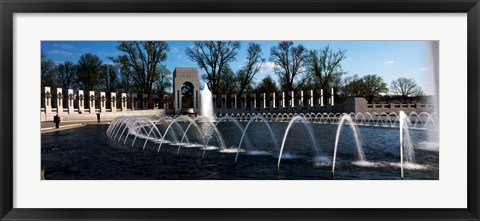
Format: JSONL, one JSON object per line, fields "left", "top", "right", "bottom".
{"left": 41, "top": 120, "right": 111, "bottom": 133}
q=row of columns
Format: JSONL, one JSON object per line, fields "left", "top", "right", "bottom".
{"left": 215, "top": 89, "right": 334, "bottom": 110}
{"left": 43, "top": 87, "right": 128, "bottom": 114}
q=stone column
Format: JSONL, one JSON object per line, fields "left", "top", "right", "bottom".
{"left": 100, "top": 92, "right": 106, "bottom": 113}
{"left": 142, "top": 94, "right": 148, "bottom": 109}
{"left": 290, "top": 91, "right": 295, "bottom": 108}
{"left": 67, "top": 89, "right": 74, "bottom": 114}
{"left": 111, "top": 92, "right": 117, "bottom": 112}
{"left": 317, "top": 89, "right": 324, "bottom": 107}
{"left": 331, "top": 88, "right": 335, "bottom": 106}
{"left": 56, "top": 88, "right": 63, "bottom": 114}
{"left": 282, "top": 92, "right": 286, "bottom": 108}
{"left": 44, "top": 87, "right": 52, "bottom": 114}
{"left": 299, "top": 91, "right": 304, "bottom": 107}
{"left": 77, "top": 90, "right": 84, "bottom": 114}
{"left": 121, "top": 93, "right": 127, "bottom": 111}
{"left": 262, "top": 93, "right": 266, "bottom": 109}
{"left": 89, "top": 91, "right": 95, "bottom": 113}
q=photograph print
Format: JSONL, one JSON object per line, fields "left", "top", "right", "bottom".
{"left": 40, "top": 40, "right": 439, "bottom": 180}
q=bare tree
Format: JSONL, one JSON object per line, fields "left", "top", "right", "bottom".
{"left": 390, "top": 77, "right": 424, "bottom": 103}
{"left": 112, "top": 41, "right": 170, "bottom": 102}
{"left": 270, "top": 41, "right": 307, "bottom": 91}
{"left": 269, "top": 41, "right": 307, "bottom": 92}
{"left": 237, "top": 42, "right": 265, "bottom": 95}
{"left": 186, "top": 41, "right": 240, "bottom": 95}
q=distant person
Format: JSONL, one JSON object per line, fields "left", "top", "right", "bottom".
{"left": 54, "top": 114, "right": 61, "bottom": 129}
{"left": 96, "top": 113, "right": 100, "bottom": 123}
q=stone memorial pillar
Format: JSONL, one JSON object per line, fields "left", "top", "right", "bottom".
{"left": 77, "top": 90, "right": 84, "bottom": 114}
{"left": 317, "top": 89, "right": 324, "bottom": 107}
{"left": 271, "top": 92, "right": 276, "bottom": 109}
{"left": 56, "top": 88, "right": 63, "bottom": 114}
{"left": 100, "top": 92, "right": 106, "bottom": 113}
{"left": 299, "top": 91, "right": 304, "bottom": 107}
{"left": 121, "top": 93, "right": 127, "bottom": 111}
{"left": 331, "top": 88, "right": 335, "bottom": 106}
{"left": 290, "top": 91, "right": 295, "bottom": 108}
{"left": 67, "top": 89, "right": 74, "bottom": 114}
{"left": 262, "top": 93, "right": 266, "bottom": 109}
{"left": 44, "top": 87, "right": 52, "bottom": 114}
{"left": 89, "top": 91, "right": 95, "bottom": 113}
{"left": 111, "top": 92, "right": 117, "bottom": 112}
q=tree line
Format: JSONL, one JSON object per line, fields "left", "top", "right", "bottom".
{"left": 42, "top": 41, "right": 172, "bottom": 103}
{"left": 41, "top": 41, "right": 425, "bottom": 105}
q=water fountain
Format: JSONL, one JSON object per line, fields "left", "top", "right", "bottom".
{"left": 200, "top": 83, "right": 214, "bottom": 120}
{"left": 102, "top": 109, "right": 439, "bottom": 180}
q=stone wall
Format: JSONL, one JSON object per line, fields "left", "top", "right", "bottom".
{"left": 334, "top": 97, "right": 435, "bottom": 114}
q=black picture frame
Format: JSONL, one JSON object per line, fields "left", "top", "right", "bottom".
{"left": 1, "top": 0, "right": 479, "bottom": 220}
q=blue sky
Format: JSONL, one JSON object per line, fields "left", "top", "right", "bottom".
{"left": 41, "top": 40, "right": 434, "bottom": 94}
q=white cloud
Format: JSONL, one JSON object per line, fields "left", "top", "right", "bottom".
{"left": 46, "top": 49, "right": 73, "bottom": 56}
{"left": 384, "top": 60, "right": 395, "bottom": 64}
{"left": 52, "top": 43, "right": 75, "bottom": 50}
{"left": 417, "top": 67, "right": 429, "bottom": 71}
{"left": 171, "top": 47, "right": 179, "bottom": 53}
{"left": 259, "top": 61, "right": 276, "bottom": 73}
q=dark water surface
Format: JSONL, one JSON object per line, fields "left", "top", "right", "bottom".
{"left": 41, "top": 123, "right": 439, "bottom": 180}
